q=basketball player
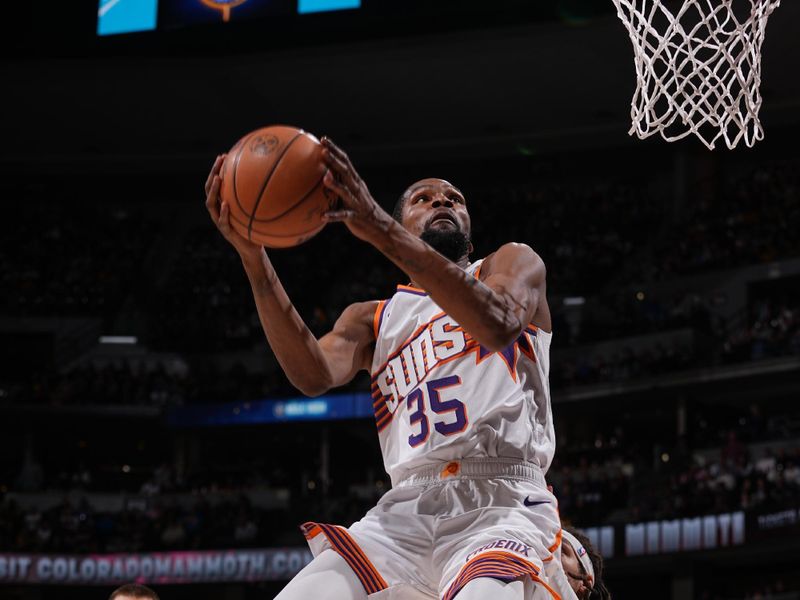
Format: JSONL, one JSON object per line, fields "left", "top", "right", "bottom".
{"left": 561, "top": 528, "right": 611, "bottom": 600}
{"left": 205, "top": 138, "right": 577, "bottom": 600}
{"left": 109, "top": 583, "right": 160, "bottom": 600}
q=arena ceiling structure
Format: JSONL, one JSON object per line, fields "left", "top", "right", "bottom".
{"left": 2, "top": 0, "right": 800, "bottom": 176}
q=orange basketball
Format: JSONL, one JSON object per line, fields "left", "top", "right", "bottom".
{"left": 219, "top": 125, "right": 333, "bottom": 248}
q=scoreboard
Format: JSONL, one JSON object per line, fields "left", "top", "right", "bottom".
{"left": 95, "top": 0, "right": 602, "bottom": 38}
{"left": 97, "top": 0, "right": 361, "bottom": 36}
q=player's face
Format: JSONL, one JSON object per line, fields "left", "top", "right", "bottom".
{"left": 561, "top": 542, "right": 593, "bottom": 600}
{"left": 400, "top": 178, "right": 471, "bottom": 241}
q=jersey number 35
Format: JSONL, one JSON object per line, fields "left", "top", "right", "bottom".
{"left": 406, "top": 375, "right": 467, "bottom": 447}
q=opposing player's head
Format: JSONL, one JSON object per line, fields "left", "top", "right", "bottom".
{"left": 393, "top": 178, "right": 473, "bottom": 263}
{"left": 562, "top": 528, "right": 611, "bottom": 600}
{"left": 109, "top": 583, "right": 160, "bottom": 600}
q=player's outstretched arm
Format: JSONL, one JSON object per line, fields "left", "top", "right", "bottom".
{"left": 319, "top": 139, "right": 546, "bottom": 352}
{"left": 205, "top": 155, "right": 376, "bottom": 396}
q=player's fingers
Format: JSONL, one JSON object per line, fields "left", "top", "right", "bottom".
{"left": 206, "top": 176, "right": 222, "bottom": 221}
{"left": 204, "top": 157, "right": 215, "bottom": 195}
{"left": 321, "top": 146, "right": 346, "bottom": 171}
{"left": 323, "top": 170, "right": 354, "bottom": 203}
{"left": 205, "top": 155, "right": 223, "bottom": 196}
{"left": 218, "top": 201, "right": 232, "bottom": 233}
{"left": 320, "top": 136, "right": 340, "bottom": 153}
{"left": 321, "top": 210, "right": 354, "bottom": 222}
{"left": 321, "top": 149, "right": 357, "bottom": 188}
{"left": 322, "top": 143, "right": 366, "bottom": 195}
{"left": 321, "top": 137, "right": 356, "bottom": 173}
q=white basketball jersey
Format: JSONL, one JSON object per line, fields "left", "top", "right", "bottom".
{"left": 370, "top": 260, "right": 555, "bottom": 485}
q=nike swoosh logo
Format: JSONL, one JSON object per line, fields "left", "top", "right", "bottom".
{"left": 523, "top": 497, "right": 550, "bottom": 507}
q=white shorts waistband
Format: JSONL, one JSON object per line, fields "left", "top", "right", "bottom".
{"left": 393, "top": 458, "right": 547, "bottom": 488}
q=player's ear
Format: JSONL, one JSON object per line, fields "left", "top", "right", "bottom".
{"left": 468, "top": 241, "right": 474, "bottom": 255}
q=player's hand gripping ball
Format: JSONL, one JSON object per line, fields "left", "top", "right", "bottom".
{"left": 219, "top": 125, "right": 335, "bottom": 248}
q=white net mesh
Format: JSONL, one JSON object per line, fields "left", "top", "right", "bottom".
{"left": 612, "top": 0, "right": 780, "bottom": 150}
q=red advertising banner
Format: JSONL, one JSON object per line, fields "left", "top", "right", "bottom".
{"left": 0, "top": 547, "right": 313, "bottom": 586}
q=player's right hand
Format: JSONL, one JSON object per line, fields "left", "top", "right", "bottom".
{"left": 205, "top": 154, "right": 263, "bottom": 262}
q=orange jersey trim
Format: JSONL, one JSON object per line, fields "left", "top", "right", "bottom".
{"left": 443, "top": 550, "right": 559, "bottom": 600}
{"left": 300, "top": 522, "right": 322, "bottom": 539}
{"left": 302, "top": 522, "right": 388, "bottom": 594}
{"left": 548, "top": 528, "right": 563, "bottom": 554}
{"left": 370, "top": 311, "right": 447, "bottom": 379}
{"left": 396, "top": 284, "right": 427, "bottom": 295}
{"left": 373, "top": 300, "right": 387, "bottom": 339}
{"left": 529, "top": 572, "right": 560, "bottom": 600}
{"left": 371, "top": 314, "right": 538, "bottom": 382}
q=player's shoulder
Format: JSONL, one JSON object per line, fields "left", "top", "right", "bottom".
{"left": 495, "top": 242, "right": 543, "bottom": 261}
{"left": 481, "top": 242, "right": 546, "bottom": 277}
{"left": 336, "top": 300, "right": 384, "bottom": 336}
{"left": 339, "top": 300, "right": 382, "bottom": 323}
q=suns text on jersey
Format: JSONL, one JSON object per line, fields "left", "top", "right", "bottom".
{"left": 371, "top": 313, "right": 537, "bottom": 415}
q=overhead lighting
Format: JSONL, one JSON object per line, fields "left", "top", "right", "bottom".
{"left": 563, "top": 297, "right": 586, "bottom": 307}
{"left": 99, "top": 336, "right": 138, "bottom": 345}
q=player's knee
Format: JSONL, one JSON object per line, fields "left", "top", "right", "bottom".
{"left": 457, "top": 577, "right": 557, "bottom": 600}
{"left": 273, "top": 551, "right": 368, "bottom": 600}
{"left": 457, "top": 577, "right": 526, "bottom": 600}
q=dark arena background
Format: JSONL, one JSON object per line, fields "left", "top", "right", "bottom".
{"left": 2, "top": 1, "right": 800, "bottom": 599}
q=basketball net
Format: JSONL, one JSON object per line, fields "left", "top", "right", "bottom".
{"left": 612, "top": 0, "right": 780, "bottom": 150}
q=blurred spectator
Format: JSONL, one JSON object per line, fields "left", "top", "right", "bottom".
{"left": 109, "top": 583, "right": 160, "bottom": 600}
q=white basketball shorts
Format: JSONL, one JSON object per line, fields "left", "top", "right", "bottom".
{"left": 301, "top": 458, "right": 570, "bottom": 600}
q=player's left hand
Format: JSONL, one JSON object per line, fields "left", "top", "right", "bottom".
{"left": 320, "top": 137, "right": 393, "bottom": 244}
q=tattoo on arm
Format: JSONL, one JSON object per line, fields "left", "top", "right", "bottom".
{"left": 384, "top": 241, "right": 429, "bottom": 273}
{"left": 400, "top": 255, "right": 426, "bottom": 271}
